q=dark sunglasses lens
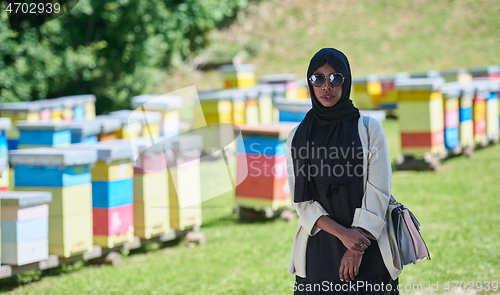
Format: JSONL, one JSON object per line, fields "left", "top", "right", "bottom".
{"left": 311, "top": 75, "right": 325, "bottom": 87}
{"left": 330, "top": 74, "right": 343, "bottom": 86}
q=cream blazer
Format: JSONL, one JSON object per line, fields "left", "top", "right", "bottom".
{"left": 286, "top": 113, "right": 402, "bottom": 280}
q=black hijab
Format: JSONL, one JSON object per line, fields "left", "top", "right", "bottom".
{"left": 291, "top": 48, "right": 361, "bottom": 202}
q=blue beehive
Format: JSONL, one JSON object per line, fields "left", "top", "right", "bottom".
{"left": 0, "top": 118, "right": 12, "bottom": 173}
{"left": 70, "top": 121, "right": 101, "bottom": 144}
{"left": 10, "top": 147, "right": 97, "bottom": 258}
{"left": 440, "top": 83, "right": 461, "bottom": 151}
{"left": 72, "top": 141, "right": 134, "bottom": 208}
{"left": 236, "top": 135, "right": 287, "bottom": 155}
{"left": 10, "top": 148, "right": 94, "bottom": 187}
{"left": 16, "top": 121, "right": 72, "bottom": 148}
{"left": 274, "top": 99, "right": 311, "bottom": 122}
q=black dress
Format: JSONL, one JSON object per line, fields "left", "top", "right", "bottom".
{"left": 294, "top": 119, "right": 398, "bottom": 295}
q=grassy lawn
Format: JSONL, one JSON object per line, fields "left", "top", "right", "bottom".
{"left": 2, "top": 120, "right": 499, "bottom": 294}
{"left": 158, "top": 0, "right": 500, "bottom": 93}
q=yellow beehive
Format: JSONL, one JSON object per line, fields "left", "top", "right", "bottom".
{"left": 398, "top": 98, "right": 444, "bottom": 132}
{"left": 165, "top": 135, "right": 203, "bottom": 231}
{"left": 219, "top": 64, "right": 256, "bottom": 89}
{"left": 115, "top": 123, "right": 141, "bottom": 140}
{"left": 0, "top": 103, "right": 40, "bottom": 140}
{"left": 133, "top": 172, "right": 168, "bottom": 201}
{"left": 134, "top": 196, "right": 169, "bottom": 239}
{"left": 15, "top": 184, "right": 94, "bottom": 257}
{"left": 109, "top": 110, "right": 162, "bottom": 139}
{"left": 92, "top": 159, "right": 134, "bottom": 181}
{"left": 459, "top": 120, "right": 474, "bottom": 148}
{"left": 296, "top": 79, "right": 310, "bottom": 101}
{"left": 474, "top": 100, "right": 486, "bottom": 121}
{"left": 130, "top": 94, "right": 183, "bottom": 137}
{"left": 444, "top": 96, "right": 460, "bottom": 111}
{"left": 232, "top": 92, "right": 246, "bottom": 125}
{"left": 85, "top": 102, "right": 96, "bottom": 121}
{"left": 352, "top": 75, "right": 381, "bottom": 110}
{"left": 168, "top": 163, "right": 202, "bottom": 231}
{"left": 93, "top": 230, "right": 134, "bottom": 249}
{"left": 486, "top": 98, "right": 498, "bottom": 137}
{"left": 256, "top": 85, "right": 275, "bottom": 124}
{"left": 245, "top": 99, "right": 259, "bottom": 126}
{"left": 16, "top": 184, "right": 92, "bottom": 217}
{"left": 49, "top": 214, "right": 93, "bottom": 257}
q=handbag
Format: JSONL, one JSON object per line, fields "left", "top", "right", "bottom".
{"left": 362, "top": 115, "right": 430, "bottom": 269}
{"left": 389, "top": 195, "right": 431, "bottom": 268}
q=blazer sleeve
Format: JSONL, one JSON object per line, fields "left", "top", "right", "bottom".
{"left": 351, "top": 117, "right": 392, "bottom": 240}
{"left": 286, "top": 126, "right": 329, "bottom": 236}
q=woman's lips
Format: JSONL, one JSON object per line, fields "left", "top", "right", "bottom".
{"left": 320, "top": 94, "right": 334, "bottom": 101}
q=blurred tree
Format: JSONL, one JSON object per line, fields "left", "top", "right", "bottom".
{"left": 0, "top": 0, "right": 250, "bottom": 113}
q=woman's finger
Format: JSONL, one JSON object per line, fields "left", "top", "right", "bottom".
{"left": 349, "top": 265, "right": 355, "bottom": 281}
{"left": 339, "top": 262, "right": 345, "bottom": 282}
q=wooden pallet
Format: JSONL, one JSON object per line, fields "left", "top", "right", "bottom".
{"left": 395, "top": 154, "right": 444, "bottom": 171}
{"left": 0, "top": 227, "right": 199, "bottom": 280}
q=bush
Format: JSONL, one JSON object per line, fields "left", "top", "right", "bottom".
{"left": 0, "top": 0, "right": 250, "bottom": 113}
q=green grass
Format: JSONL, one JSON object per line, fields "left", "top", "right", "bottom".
{"left": 157, "top": 0, "right": 500, "bottom": 92}
{"left": 2, "top": 121, "right": 500, "bottom": 294}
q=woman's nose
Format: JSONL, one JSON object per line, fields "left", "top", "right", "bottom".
{"left": 322, "top": 79, "right": 333, "bottom": 89}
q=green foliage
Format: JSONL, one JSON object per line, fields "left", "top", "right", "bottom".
{"left": 0, "top": 0, "right": 250, "bottom": 113}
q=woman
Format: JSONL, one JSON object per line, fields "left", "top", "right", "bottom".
{"left": 287, "top": 48, "right": 402, "bottom": 294}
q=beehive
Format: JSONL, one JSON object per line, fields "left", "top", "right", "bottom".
{"left": 260, "top": 74, "right": 298, "bottom": 101}
{"left": 296, "top": 79, "right": 310, "bottom": 101}
{"left": 472, "top": 79, "right": 500, "bottom": 143}
{"left": 440, "top": 83, "right": 461, "bottom": 151}
{"left": 274, "top": 99, "right": 312, "bottom": 122}
{"left": 255, "top": 84, "right": 275, "bottom": 124}
{"left": 0, "top": 102, "right": 40, "bottom": 150}
{"left": 242, "top": 87, "right": 260, "bottom": 126}
{"left": 0, "top": 118, "right": 11, "bottom": 191}
{"left": 471, "top": 82, "right": 489, "bottom": 146}
{"left": 0, "top": 191, "right": 52, "bottom": 265}
{"left": 352, "top": 75, "right": 382, "bottom": 110}
{"left": 10, "top": 148, "right": 97, "bottom": 257}
{"left": 72, "top": 141, "right": 135, "bottom": 248}
{"left": 130, "top": 95, "right": 183, "bottom": 138}
{"left": 219, "top": 64, "right": 256, "bottom": 90}
{"left": 127, "top": 138, "right": 169, "bottom": 239}
{"left": 396, "top": 78, "right": 445, "bottom": 157}
{"left": 16, "top": 121, "right": 72, "bottom": 149}
{"left": 235, "top": 124, "right": 296, "bottom": 211}
{"left": 378, "top": 73, "right": 410, "bottom": 110}
{"left": 69, "top": 120, "right": 101, "bottom": 144}
{"left": 93, "top": 116, "right": 122, "bottom": 142}
{"left": 164, "top": 135, "right": 203, "bottom": 231}
{"left": 109, "top": 110, "right": 162, "bottom": 139}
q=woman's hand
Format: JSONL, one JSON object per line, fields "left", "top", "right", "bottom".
{"left": 338, "top": 227, "right": 371, "bottom": 254}
{"left": 315, "top": 216, "right": 371, "bottom": 254}
{"left": 339, "top": 250, "right": 363, "bottom": 282}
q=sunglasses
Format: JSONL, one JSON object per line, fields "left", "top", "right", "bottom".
{"left": 309, "top": 73, "right": 345, "bottom": 87}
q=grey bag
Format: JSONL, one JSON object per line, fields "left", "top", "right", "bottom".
{"left": 363, "top": 115, "right": 430, "bottom": 269}
{"left": 390, "top": 195, "right": 431, "bottom": 268}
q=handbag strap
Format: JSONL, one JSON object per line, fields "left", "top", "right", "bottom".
{"left": 363, "top": 114, "right": 398, "bottom": 205}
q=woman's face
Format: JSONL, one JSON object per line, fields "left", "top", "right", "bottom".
{"left": 311, "top": 62, "right": 343, "bottom": 107}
